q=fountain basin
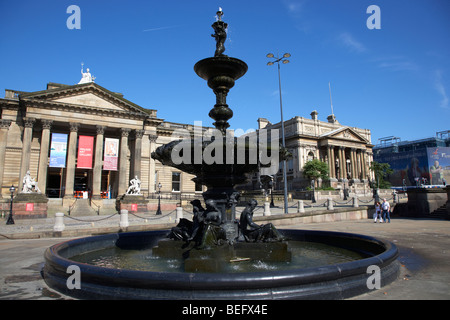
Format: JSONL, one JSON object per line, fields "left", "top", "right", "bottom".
{"left": 42, "top": 229, "right": 399, "bottom": 300}
{"left": 194, "top": 56, "right": 248, "bottom": 83}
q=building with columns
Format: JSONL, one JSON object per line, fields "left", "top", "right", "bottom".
{"left": 0, "top": 78, "right": 374, "bottom": 215}
{"left": 254, "top": 111, "right": 374, "bottom": 192}
{"left": 0, "top": 81, "right": 204, "bottom": 208}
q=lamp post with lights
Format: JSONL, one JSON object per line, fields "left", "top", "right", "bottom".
{"left": 156, "top": 182, "right": 162, "bottom": 215}
{"left": 6, "top": 185, "right": 15, "bottom": 225}
{"left": 267, "top": 52, "right": 290, "bottom": 214}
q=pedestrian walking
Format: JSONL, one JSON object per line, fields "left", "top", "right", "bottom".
{"left": 374, "top": 201, "right": 382, "bottom": 223}
{"left": 381, "top": 198, "right": 391, "bottom": 223}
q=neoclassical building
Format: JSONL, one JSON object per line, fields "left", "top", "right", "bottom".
{"left": 0, "top": 80, "right": 204, "bottom": 207}
{"left": 254, "top": 111, "right": 374, "bottom": 191}
{"left": 0, "top": 77, "right": 374, "bottom": 212}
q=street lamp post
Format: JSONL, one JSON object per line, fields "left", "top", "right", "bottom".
{"left": 156, "top": 182, "right": 162, "bottom": 215}
{"left": 269, "top": 176, "right": 275, "bottom": 208}
{"left": 6, "top": 185, "right": 15, "bottom": 225}
{"left": 311, "top": 179, "right": 316, "bottom": 203}
{"left": 267, "top": 52, "right": 290, "bottom": 214}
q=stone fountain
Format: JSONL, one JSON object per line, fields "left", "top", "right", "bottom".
{"left": 150, "top": 8, "right": 286, "bottom": 264}
{"left": 42, "top": 9, "right": 400, "bottom": 300}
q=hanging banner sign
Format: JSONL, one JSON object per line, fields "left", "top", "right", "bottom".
{"left": 77, "top": 135, "right": 94, "bottom": 169}
{"left": 104, "top": 138, "right": 119, "bottom": 171}
{"left": 49, "top": 133, "right": 68, "bottom": 168}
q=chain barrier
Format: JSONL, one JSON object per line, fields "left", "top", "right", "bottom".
{"left": 304, "top": 201, "right": 328, "bottom": 208}
{"left": 333, "top": 199, "right": 354, "bottom": 205}
{"left": 63, "top": 212, "right": 119, "bottom": 222}
{"left": 128, "top": 209, "right": 176, "bottom": 221}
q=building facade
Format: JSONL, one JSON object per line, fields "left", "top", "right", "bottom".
{"left": 253, "top": 111, "right": 374, "bottom": 191}
{"left": 0, "top": 81, "right": 203, "bottom": 206}
{"left": 0, "top": 78, "right": 375, "bottom": 212}
{"left": 373, "top": 132, "right": 450, "bottom": 186}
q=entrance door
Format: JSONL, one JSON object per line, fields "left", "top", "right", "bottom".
{"left": 46, "top": 168, "right": 65, "bottom": 198}
{"left": 74, "top": 169, "right": 92, "bottom": 198}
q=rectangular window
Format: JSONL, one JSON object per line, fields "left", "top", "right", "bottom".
{"left": 195, "top": 181, "right": 203, "bottom": 192}
{"left": 172, "top": 172, "right": 181, "bottom": 192}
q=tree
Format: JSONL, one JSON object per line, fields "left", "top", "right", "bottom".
{"left": 302, "top": 159, "right": 329, "bottom": 186}
{"left": 369, "top": 161, "right": 393, "bottom": 189}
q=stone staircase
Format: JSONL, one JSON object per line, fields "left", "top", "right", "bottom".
{"left": 68, "top": 199, "right": 97, "bottom": 216}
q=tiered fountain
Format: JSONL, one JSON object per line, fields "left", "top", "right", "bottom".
{"left": 42, "top": 9, "right": 400, "bottom": 299}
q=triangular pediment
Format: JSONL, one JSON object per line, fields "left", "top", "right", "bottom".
{"left": 320, "top": 127, "right": 368, "bottom": 143}
{"left": 19, "top": 82, "right": 151, "bottom": 116}
{"left": 52, "top": 92, "right": 123, "bottom": 111}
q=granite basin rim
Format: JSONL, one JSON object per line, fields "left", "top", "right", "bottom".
{"left": 42, "top": 229, "right": 400, "bottom": 300}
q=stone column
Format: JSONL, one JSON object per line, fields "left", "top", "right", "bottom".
{"left": 64, "top": 122, "right": 79, "bottom": 198}
{"left": 350, "top": 148, "right": 357, "bottom": 180}
{"left": 92, "top": 125, "right": 105, "bottom": 199}
{"left": 361, "top": 150, "right": 367, "bottom": 180}
{"left": 148, "top": 134, "right": 157, "bottom": 193}
{"left": 37, "top": 120, "right": 53, "bottom": 193}
{"left": 356, "top": 149, "right": 362, "bottom": 180}
{"left": 327, "top": 145, "right": 333, "bottom": 179}
{"left": 342, "top": 147, "right": 347, "bottom": 180}
{"left": 18, "top": 117, "right": 36, "bottom": 190}
{"left": 338, "top": 146, "right": 345, "bottom": 180}
{"left": 118, "top": 128, "right": 131, "bottom": 196}
{"left": 330, "top": 146, "right": 336, "bottom": 179}
{"left": 0, "top": 120, "right": 11, "bottom": 198}
{"left": 133, "top": 130, "right": 144, "bottom": 180}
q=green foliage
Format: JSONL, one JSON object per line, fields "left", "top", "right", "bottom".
{"left": 302, "top": 159, "right": 329, "bottom": 181}
{"left": 369, "top": 161, "right": 393, "bottom": 189}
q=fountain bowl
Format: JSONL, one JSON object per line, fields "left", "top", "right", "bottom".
{"left": 42, "top": 229, "right": 400, "bottom": 300}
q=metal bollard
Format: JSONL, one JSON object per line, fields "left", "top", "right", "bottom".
{"left": 353, "top": 196, "right": 359, "bottom": 208}
{"left": 327, "top": 198, "right": 334, "bottom": 210}
{"left": 176, "top": 207, "right": 183, "bottom": 223}
{"left": 297, "top": 200, "right": 305, "bottom": 213}
{"left": 119, "top": 209, "right": 129, "bottom": 228}
{"left": 53, "top": 212, "right": 65, "bottom": 232}
{"left": 264, "top": 202, "right": 271, "bottom": 216}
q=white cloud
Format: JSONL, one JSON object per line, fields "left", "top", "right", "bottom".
{"left": 371, "top": 55, "right": 418, "bottom": 72}
{"left": 143, "top": 25, "right": 179, "bottom": 32}
{"left": 435, "top": 70, "right": 449, "bottom": 109}
{"left": 337, "top": 32, "right": 366, "bottom": 53}
{"left": 283, "top": 0, "right": 306, "bottom": 15}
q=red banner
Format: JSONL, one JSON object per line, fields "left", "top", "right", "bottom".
{"left": 77, "top": 136, "right": 94, "bottom": 169}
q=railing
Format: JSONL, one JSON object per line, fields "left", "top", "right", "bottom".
{"left": 68, "top": 198, "right": 77, "bottom": 216}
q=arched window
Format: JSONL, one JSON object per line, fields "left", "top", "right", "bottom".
{"left": 307, "top": 151, "right": 315, "bottom": 162}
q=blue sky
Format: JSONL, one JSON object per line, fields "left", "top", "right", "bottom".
{"left": 1, "top": 0, "right": 449, "bottom": 145}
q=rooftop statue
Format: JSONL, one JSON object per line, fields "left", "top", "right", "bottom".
{"left": 78, "top": 63, "right": 96, "bottom": 84}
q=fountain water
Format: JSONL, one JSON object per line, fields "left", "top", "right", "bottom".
{"left": 42, "top": 9, "right": 400, "bottom": 299}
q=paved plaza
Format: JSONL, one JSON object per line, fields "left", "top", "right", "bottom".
{"left": 0, "top": 201, "right": 449, "bottom": 300}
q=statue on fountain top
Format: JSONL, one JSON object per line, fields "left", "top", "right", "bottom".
{"left": 211, "top": 8, "right": 228, "bottom": 57}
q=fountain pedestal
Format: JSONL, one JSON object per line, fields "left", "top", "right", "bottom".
{"left": 116, "top": 194, "right": 148, "bottom": 213}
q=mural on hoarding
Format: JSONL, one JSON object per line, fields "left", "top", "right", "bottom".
{"left": 374, "top": 149, "right": 429, "bottom": 186}
{"left": 374, "top": 147, "right": 450, "bottom": 186}
{"left": 427, "top": 147, "right": 450, "bottom": 185}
